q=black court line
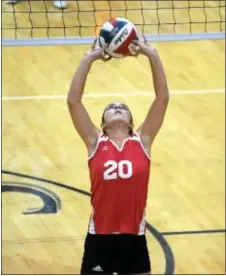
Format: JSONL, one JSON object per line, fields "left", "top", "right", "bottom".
{"left": 1, "top": 170, "right": 90, "bottom": 196}
{"left": 146, "top": 222, "right": 175, "bottom": 274}
{"left": 2, "top": 170, "right": 175, "bottom": 274}
{"left": 162, "top": 229, "right": 226, "bottom": 236}
{"left": 2, "top": 170, "right": 225, "bottom": 237}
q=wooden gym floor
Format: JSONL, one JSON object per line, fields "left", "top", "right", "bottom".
{"left": 2, "top": 1, "right": 225, "bottom": 274}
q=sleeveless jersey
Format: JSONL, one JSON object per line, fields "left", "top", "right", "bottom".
{"left": 88, "top": 133, "right": 151, "bottom": 235}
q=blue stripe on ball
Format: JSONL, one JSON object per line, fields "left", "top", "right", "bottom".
{"left": 114, "top": 20, "right": 128, "bottom": 30}
{"left": 99, "top": 20, "right": 128, "bottom": 45}
{"left": 99, "top": 29, "right": 115, "bottom": 45}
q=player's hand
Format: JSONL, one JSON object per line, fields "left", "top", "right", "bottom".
{"left": 84, "top": 39, "right": 111, "bottom": 62}
{"left": 131, "top": 39, "right": 157, "bottom": 58}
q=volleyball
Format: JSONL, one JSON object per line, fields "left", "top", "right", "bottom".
{"left": 98, "top": 17, "right": 139, "bottom": 58}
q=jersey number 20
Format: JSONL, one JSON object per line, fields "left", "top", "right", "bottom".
{"left": 104, "top": 160, "right": 133, "bottom": 180}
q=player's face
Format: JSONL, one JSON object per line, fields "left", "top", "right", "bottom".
{"left": 103, "top": 102, "right": 132, "bottom": 126}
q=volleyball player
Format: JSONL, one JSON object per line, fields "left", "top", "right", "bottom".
{"left": 67, "top": 39, "right": 169, "bottom": 274}
{"left": 5, "top": 0, "right": 67, "bottom": 9}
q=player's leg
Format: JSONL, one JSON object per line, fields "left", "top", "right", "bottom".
{"left": 118, "top": 234, "right": 151, "bottom": 275}
{"left": 132, "top": 235, "right": 151, "bottom": 274}
{"left": 80, "top": 233, "right": 114, "bottom": 275}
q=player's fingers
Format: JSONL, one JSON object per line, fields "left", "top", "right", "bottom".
{"left": 131, "top": 41, "right": 140, "bottom": 49}
{"left": 102, "top": 52, "right": 112, "bottom": 62}
{"left": 104, "top": 56, "right": 112, "bottom": 62}
{"left": 142, "top": 34, "right": 148, "bottom": 44}
{"left": 133, "top": 51, "right": 140, "bottom": 57}
{"left": 97, "top": 43, "right": 108, "bottom": 58}
{"left": 134, "top": 45, "right": 140, "bottom": 53}
{"left": 102, "top": 43, "right": 108, "bottom": 51}
{"left": 132, "top": 40, "right": 140, "bottom": 46}
{"left": 91, "top": 38, "right": 97, "bottom": 50}
{"left": 131, "top": 41, "right": 143, "bottom": 55}
{"left": 130, "top": 48, "right": 140, "bottom": 57}
{"left": 84, "top": 49, "right": 92, "bottom": 56}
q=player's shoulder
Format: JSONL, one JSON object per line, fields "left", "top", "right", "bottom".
{"left": 128, "top": 133, "right": 141, "bottom": 141}
{"left": 129, "top": 132, "right": 151, "bottom": 159}
{"left": 88, "top": 133, "right": 109, "bottom": 160}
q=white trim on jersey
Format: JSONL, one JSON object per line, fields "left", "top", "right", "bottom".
{"left": 88, "top": 133, "right": 108, "bottom": 161}
{"left": 88, "top": 133, "right": 151, "bottom": 161}
{"left": 133, "top": 133, "right": 151, "bottom": 161}
{"left": 108, "top": 137, "right": 130, "bottom": 151}
{"left": 138, "top": 211, "right": 146, "bottom": 235}
{"left": 88, "top": 209, "right": 96, "bottom": 234}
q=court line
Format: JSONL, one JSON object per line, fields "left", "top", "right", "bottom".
{"left": 162, "top": 229, "right": 226, "bottom": 236}
{"left": 2, "top": 229, "right": 225, "bottom": 245}
{"left": 2, "top": 170, "right": 90, "bottom": 196}
{"left": 2, "top": 170, "right": 226, "bottom": 237}
{"left": 3, "top": 228, "right": 225, "bottom": 245}
{"left": 146, "top": 222, "right": 175, "bottom": 275}
{"left": 2, "top": 88, "right": 225, "bottom": 101}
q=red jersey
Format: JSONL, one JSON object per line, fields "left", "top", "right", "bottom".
{"left": 88, "top": 133, "right": 151, "bottom": 235}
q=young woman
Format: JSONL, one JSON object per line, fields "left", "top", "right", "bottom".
{"left": 67, "top": 39, "right": 169, "bottom": 275}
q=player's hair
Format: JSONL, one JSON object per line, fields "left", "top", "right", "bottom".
{"left": 101, "top": 103, "right": 134, "bottom": 136}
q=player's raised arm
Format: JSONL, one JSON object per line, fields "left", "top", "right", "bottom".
{"left": 135, "top": 41, "right": 169, "bottom": 148}
{"left": 67, "top": 42, "right": 106, "bottom": 150}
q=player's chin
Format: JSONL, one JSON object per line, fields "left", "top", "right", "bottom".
{"left": 107, "top": 117, "right": 129, "bottom": 125}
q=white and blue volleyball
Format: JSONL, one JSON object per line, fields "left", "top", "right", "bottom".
{"left": 98, "top": 17, "right": 139, "bottom": 58}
